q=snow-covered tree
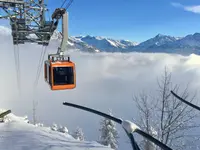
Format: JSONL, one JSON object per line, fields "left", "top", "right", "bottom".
{"left": 50, "top": 123, "right": 69, "bottom": 134}
{"left": 51, "top": 123, "right": 58, "bottom": 131}
{"left": 35, "top": 123, "right": 44, "bottom": 127}
{"left": 98, "top": 110, "right": 119, "bottom": 150}
{"left": 58, "top": 125, "right": 69, "bottom": 133}
{"left": 72, "top": 127, "right": 85, "bottom": 141}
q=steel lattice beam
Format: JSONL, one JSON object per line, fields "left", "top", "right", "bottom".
{"left": 0, "top": 0, "right": 59, "bottom": 45}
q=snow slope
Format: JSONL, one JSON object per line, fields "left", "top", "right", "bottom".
{"left": 0, "top": 110, "right": 112, "bottom": 150}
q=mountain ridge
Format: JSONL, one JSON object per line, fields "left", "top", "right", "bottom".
{"left": 0, "top": 26, "right": 200, "bottom": 55}
{"left": 51, "top": 30, "right": 200, "bottom": 54}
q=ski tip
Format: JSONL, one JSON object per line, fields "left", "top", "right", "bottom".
{"left": 0, "top": 109, "right": 12, "bottom": 119}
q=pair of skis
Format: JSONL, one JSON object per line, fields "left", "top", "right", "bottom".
{"left": 63, "top": 91, "right": 200, "bottom": 150}
{"left": 62, "top": 102, "right": 172, "bottom": 150}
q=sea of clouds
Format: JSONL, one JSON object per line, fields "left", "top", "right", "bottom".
{"left": 1, "top": 26, "right": 200, "bottom": 149}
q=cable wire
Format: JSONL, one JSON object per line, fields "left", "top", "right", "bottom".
{"left": 16, "top": 44, "right": 21, "bottom": 94}
{"left": 60, "top": 0, "right": 74, "bottom": 9}
{"left": 34, "top": 45, "right": 47, "bottom": 89}
{"left": 60, "top": 0, "right": 68, "bottom": 8}
{"left": 13, "top": 44, "right": 21, "bottom": 97}
{"left": 65, "top": 0, "right": 74, "bottom": 10}
{"left": 32, "top": 45, "right": 48, "bottom": 124}
{"left": 34, "top": 46, "right": 44, "bottom": 88}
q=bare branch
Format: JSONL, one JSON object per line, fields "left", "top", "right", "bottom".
{"left": 132, "top": 67, "right": 200, "bottom": 149}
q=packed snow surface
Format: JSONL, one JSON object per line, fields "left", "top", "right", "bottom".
{"left": 0, "top": 110, "right": 112, "bottom": 150}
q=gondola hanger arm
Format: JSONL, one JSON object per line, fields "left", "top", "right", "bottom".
{"left": 51, "top": 8, "right": 68, "bottom": 56}
{"left": 58, "top": 11, "right": 68, "bottom": 56}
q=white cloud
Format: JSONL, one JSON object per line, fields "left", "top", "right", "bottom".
{"left": 185, "top": 5, "right": 200, "bottom": 14}
{"left": 1, "top": 26, "right": 200, "bottom": 149}
{"left": 171, "top": 2, "right": 183, "bottom": 8}
{"left": 171, "top": 2, "right": 200, "bottom": 14}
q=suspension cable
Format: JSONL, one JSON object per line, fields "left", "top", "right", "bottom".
{"left": 60, "top": 0, "right": 68, "bottom": 8}
{"left": 32, "top": 45, "right": 48, "bottom": 124}
{"left": 34, "top": 45, "right": 47, "bottom": 89}
{"left": 64, "top": 0, "right": 74, "bottom": 10}
{"left": 13, "top": 43, "right": 21, "bottom": 97}
{"left": 13, "top": 45, "right": 19, "bottom": 93}
{"left": 16, "top": 44, "right": 21, "bottom": 94}
{"left": 12, "top": 18, "right": 21, "bottom": 97}
{"left": 60, "top": 0, "right": 74, "bottom": 9}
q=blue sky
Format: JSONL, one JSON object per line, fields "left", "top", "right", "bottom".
{"left": 47, "top": 0, "right": 200, "bottom": 42}
{"left": 1, "top": 0, "right": 200, "bottom": 42}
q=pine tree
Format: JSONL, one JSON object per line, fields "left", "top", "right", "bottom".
{"left": 72, "top": 127, "right": 85, "bottom": 141}
{"left": 98, "top": 111, "right": 119, "bottom": 150}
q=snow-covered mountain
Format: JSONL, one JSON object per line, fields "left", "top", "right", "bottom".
{"left": 133, "top": 34, "right": 177, "bottom": 50}
{"left": 78, "top": 35, "right": 138, "bottom": 52}
{"left": 51, "top": 31, "right": 100, "bottom": 53}
{"left": 0, "top": 109, "right": 112, "bottom": 150}
{"left": 176, "top": 33, "right": 200, "bottom": 47}
{"left": 1, "top": 25, "right": 200, "bottom": 55}
{"left": 132, "top": 33, "right": 200, "bottom": 55}
{"left": 51, "top": 30, "right": 200, "bottom": 55}
{"left": 50, "top": 32, "right": 138, "bottom": 53}
{"left": 68, "top": 36, "right": 100, "bottom": 53}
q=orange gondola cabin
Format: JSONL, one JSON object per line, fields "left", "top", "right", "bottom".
{"left": 44, "top": 55, "right": 76, "bottom": 90}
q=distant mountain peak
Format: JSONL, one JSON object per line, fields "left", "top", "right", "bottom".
{"left": 154, "top": 33, "right": 176, "bottom": 39}
{"left": 193, "top": 32, "right": 200, "bottom": 35}
{"left": 51, "top": 30, "right": 62, "bottom": 40}
{"left": 155, "top": 33, "right": 165, "bottom": 37}
{"left": 193, "top": 32, "right": 200, "bottom": 38}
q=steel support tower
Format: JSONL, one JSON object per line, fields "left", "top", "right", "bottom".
{"left": 0, "top": 0, "right": 60, "bottom": 45}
